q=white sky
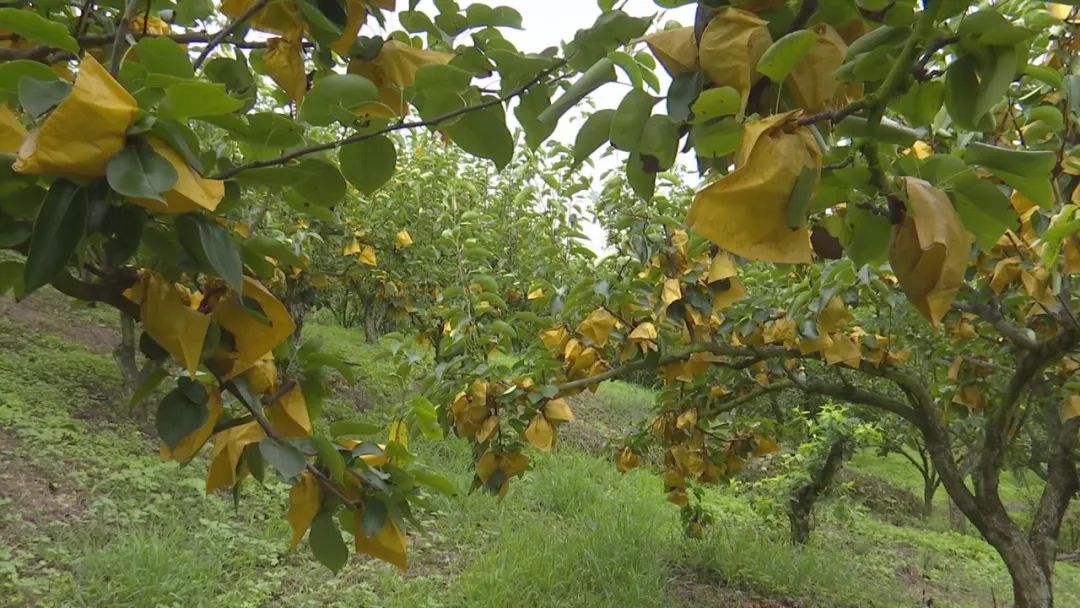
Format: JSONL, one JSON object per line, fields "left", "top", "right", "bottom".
{"left": 385, "top": 1, "right": 699, "bottom": 252}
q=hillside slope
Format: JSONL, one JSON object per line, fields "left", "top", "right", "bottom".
{"left": 3, "top": 292, "right": 1080, "bottom": 607}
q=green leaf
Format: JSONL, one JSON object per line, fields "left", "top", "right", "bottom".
{"left": 0, "top": 60, "right": 58, "bottom": 105}
{"left": 626, "top": 153, "right": 655, "bottom": 202}
{"left": 666, "top": 69, "right": 701, "bottom": 123}
{"left": 637, "top": 115, "right": 680, "bottom": 172}
{"left": 129, "top": 365, "right": 170, "bottom": 407}
{"left": 844, "top": 205, "right": 890, "bottom": 266}
{"left": 339, "top": 135, "right": 397, "bottom": 195}
{"left": 691, "top": 117, "right": 742, "bottom": 158}
{"left": 951, "top": 179, "right": 1013, "bottom": 250}
{"left": 309, "top": 511, "right": 348, "bottom": 572}
{"left": 18, "top": 77, "right": 71, "bottom": 118}
{"left": 300, "top": 74, "right": 379, "bottom": 126}
{"left": 835, "top": 116, "right": 920, "bottom": 146}
{"left": 573, "top": 109, "right": 614, "bottom": 165}
{"left": 361, "top": 496, "right": 387, "bottom": 537}
{"left": 538, "top": 58, "right": 617, "bottom": 126}
{"left": 962, "top": 143, "right": 1057, "bottom": 207}
{"left": 757, "top": 29, "right": 820, "bottom": 82}
{"left": 156, "top": 380, "right": 209, "bottom": 450}
{"left": 244, "top": 234, "right": 305, "bottom": 268}
{"left": 446, "top": 102, "right": 514, "bottom": 170}
{"left": 176, "top": 214, "right": 244, "bottom": 293}
{"left": 786, "top": 165, "right": 817, "bottom": 229}
{"left": 609, "top": 88, "right": 658, "bottom": 152}
{"left": 413, "top": 470, "right": 458, "bottom": 496}
{"left": 329, "top": 420, "right": 381, "bottom": 437}
{"left": 160, "top": 81, "right": 245, "bottom": 119}
{"left": 259, "top": 437, "right": 308, "bottom": 480}
{"left": 0, "top": 260, "right": 25, "bottom": 298}
{"left": 23, "top": 180, "right": 87, "bottom": 295}
{"left": 312, "top": 436, "right": 346, "bottom": 483}
{"left": 0, "top": 221, "right": 31, "bottom": 247}
{"left": 296, "top": 0, "right": 344, "bottom": 46}
{"left": 973, "top": 48, "right": 1016, "bottom": 122}
{"left": 0, "top": 8, "right": 78, "bottom": 52}
{"left": 106, "top": 139, "right": 178, "bottom": 203}
{"left": 134, "top": 37, "right": 195, "bottom": 79}
{"left": 892, "top": 81, "right": 944, "bottom": 126}
{"left": 691, "top": 86, "right": 741, "bottom": 123}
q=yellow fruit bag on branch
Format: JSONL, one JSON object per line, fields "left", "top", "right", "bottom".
{"left": 888, "top": 177, "right": 974, "bottom": 324}
{"left": 787, "top": 24, "right": 846, "bottom": 113}
{"left": 212, "top": 277, "right": 296, "bottom": 379}
{"left": 265, "top": 35, "right": 307, "bottom": 103}
{"left": 0, "top": 104, "right": 27, "bottom": 153}
{"left": 14, "top": 54, "right": 138, "bottom": 178}
{"left": 141, "top": 273, "right": 211, "bottom": 374}
{"left": 347, "top": 40, "right": 453, "bottom": 117}
{"left": 698, "top": 8, "right": 772, "bottom": 112}
{"left": 686, "top": 111, "right": 819, "bottom": 264}
{"left": 632, "top": 26, "right": 698, "bottom": 76}
{"left": 220, "top": 0, "right": 305, "bottom": 37}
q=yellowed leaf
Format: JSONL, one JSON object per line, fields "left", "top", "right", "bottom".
{"left": 129, "top": 137, "right": 224, "bottom": 214}
{"left": 990, "top": 257, "right": 1023, "bottom": 293}
{"left": 330, "top": 0, "right": 368, "bottom": 56}
{"left": 265, "top": 36, "right": 307, "bottom": 104}
{"left": 286, "top": 471, "right": 321, "bottom": 550}
{"left": 524, "top": 414, "right": 555, "bottom": 451}
{"left": 242, "top": 354, "right": 278, "bottom": 395}
{"left": 686, "top": 112, "right": 818, "bottom": 264}
{"left": 1021, "top": 267, "right": 1056, "bottom": 308}
{"left": 577, "top": 307, "right": 618, "bottom": 347}
{"left": 888, "top": 177, "right": 974, "bottom": 324}
{"left": 1062, "top": 394, "right": 1080, "bottom": 422}
{"left": 354, "top": 509, "right": 407, "bottom": 571}
{"left": 359, "top": 245, "right": 377, "bottom": 266}
{"left": 160, "top": 386, "right": 223, "bottom": 464}
{"left": 633, "top": 26, "right": 698, "bottom": 77}
{"left": 817, "top": 295, "right": 852, "bottom": 333}
{"left": 348, "top": 41, "right": 453, "bottom": 117}
{"left": 543, "top": 398, "right": 574, "bottom": 423}
{"left": 267, "top": 385, "right": 311, "bottom": 438}
{"left": 212, "top": 277, "right": 296, "bottom": 380}
{"left": 205, "top": 421, "right": 265, "bottom": 493}
{"left": 661, "top": 278, "right": 682, "bottom": 312}
{"left": 0, "top": 104, "right": 27, "bottom": 154}
{"left": 707, "top": 253, "right": 738, "bottom": 283}
{"left": 787, "top": 24, "right": 846, "bottom": 113}
{"left": 141, "top": 274, "right": 210, "bottom": 375}
{"left": 15, "top": 54, "right": 138, "bottom": 177}
{"left": 221, "top": 0, "right": 305, "bottom": 37}
{"left": 130, "top": 15, "right": 171, "bottom": 36}
{"left": 822, "top": 331, "right": 860, "bottom": 367}
{"left": 697, "top": 8, "right": 772, "bottom": 112}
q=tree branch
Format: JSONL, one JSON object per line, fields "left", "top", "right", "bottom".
{"left": 211, "top": 61, "right": 568, "bottom": 180}
{"left": 108, "top": 0, "right": 143, "bottom": 76}
{"left": 954, "top": 297, "right": 1039, "bottom": 350}
{"left": 192, "top": 0, "right": 271, "bottom": 71}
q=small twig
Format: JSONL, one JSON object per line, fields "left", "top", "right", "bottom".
{"left": 192, "top": 0, "right": 271, "bottom": 70}
{"left": 212, "top": 60, "right": 568, "bottom": 180}
{"left": 109, "top": 0, "right": 143, "bottom": 76}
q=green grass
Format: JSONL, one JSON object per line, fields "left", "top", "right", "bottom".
{"left": 5, "top": 296, "right": 1080, "bottom": 608}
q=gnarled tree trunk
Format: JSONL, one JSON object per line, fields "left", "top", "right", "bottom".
{"left": 788, "top": 438, "right": 849, "bottom": 545}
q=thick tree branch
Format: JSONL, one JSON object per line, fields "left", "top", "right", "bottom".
{"left": 49, "top": 271, "right": 140, "bottom": 318}
{"left": 211, "top": 61, "right": 568, "bottom": 180}
{"left": 954, "top": 298, "right": 1039, "bottom": 350}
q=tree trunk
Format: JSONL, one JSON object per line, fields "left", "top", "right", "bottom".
{"left": 922, "top": 476, "right": 937, "bottom": 520}
{"left": 988, "top": 528, "right": 1054, "bottom": 608}
{"left": 362, "top": 295, "right": 379, "bottom": 343}
{"left": 113, "top": 312, "right": 139, "bottom": 399}
{"left": 948, "top": 496, "right": 967, "bottom": 533}
{"left": 787, "top": 439, "right": 849, "bottom": 545}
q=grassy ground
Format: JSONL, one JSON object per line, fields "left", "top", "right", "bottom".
{"left": 4, "top": 291, "right": 1080, "bottom": 607}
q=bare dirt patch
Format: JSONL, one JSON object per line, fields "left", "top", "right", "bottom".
{"left": 0, "top": 291, "right": 118, "bottom": 354}
{"left": 668, "top": 566, "right": 804, "bottom": 608}
{"left": 0, "top": 430, "right": 87, "bottom": 528}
